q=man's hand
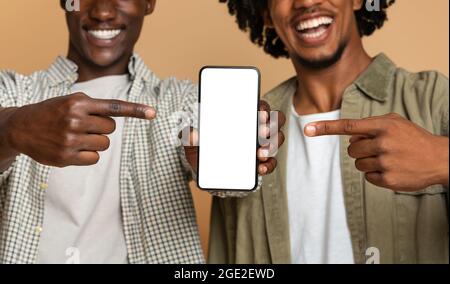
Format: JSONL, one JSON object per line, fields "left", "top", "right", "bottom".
{"left": 304, "top": 113, "right": 449, "bottom": 191}
{"left": 2, "top": 92, "right": 156, "bottom": 167}
{"left": 184, "top": 100, "right": 286, "bottom": 176}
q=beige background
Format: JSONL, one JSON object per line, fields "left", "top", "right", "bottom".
{"left": 1, "top": 0, "right": 448, "bottom": 255}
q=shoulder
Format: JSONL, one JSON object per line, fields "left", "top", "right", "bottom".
{"left": 395, "top": 67, "right": 448, "bottom": 90}
{"left": 387, "top": 67, "right": 449, "bottom": 135}
{"left": 154, "top": 77, "right": 197, "bottom": 96}
{"left": 391, "top": 67, "right": 448, "bottom": 102}
{"left": 132, "top": 55, "right": 197, "bottom": 99}
{"left": 0, "top": 67, "right": 52, "bottom": 89}
{"left": 0, "top": 70, "right": 26, "bottom": 88}
{"left": 0, "top": 69, "right": 49, "bottom": 107}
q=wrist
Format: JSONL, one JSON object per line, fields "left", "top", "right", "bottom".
{"left": 0, "top": 107, "right": 20, "bottom": 155}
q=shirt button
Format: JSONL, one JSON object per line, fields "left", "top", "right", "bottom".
{"left": 39, "top": 183, "right": 48, "bottom": 191}
{"left": 35, "top": 226, "right": 43, "bottom": 234}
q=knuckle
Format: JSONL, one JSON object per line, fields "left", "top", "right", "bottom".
{"left": 66, "top": 118, "right": 83, "bottom": 131}
{"left": 377, "top": 156, "right": 390, "bottom": 170}
{"left": 61, "top": 134, "right": 78, "bottom": 148}
{"left": 55, "top": 151, "right": 72, "bottom": 167}
{"left": 375, "top": 138, "right": 389, "bottom": 153}
{"left": 344, "top": 120, "right": 355, "bottom": 133}
{"left": 109, "top": 101, "right": 121, "bottom": 114}
{"left": 65, "top": 95, "right": 86, "bottom": 110}
{"left": 323, "top": 122, "right": 332, "bottom": 134}
{"left": 381, "top": 174, "right": 397, "bottom": 188}
{"left": 384, "top": 116, "right": 401, "bottom": 132}
{"left": 373, "top": 119, "right": 384, "bottom": 130}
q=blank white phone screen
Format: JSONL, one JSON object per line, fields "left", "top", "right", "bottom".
{"left": 198, "top": 67, "right": 260, "bottom": 191}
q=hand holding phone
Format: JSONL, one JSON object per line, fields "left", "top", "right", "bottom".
{"left": 180, "top": 67, "right": 286, "bottom": 191}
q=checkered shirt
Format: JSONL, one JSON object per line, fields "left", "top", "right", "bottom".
{"left": 0, "top": 54, "right": 205, "bottom": 264}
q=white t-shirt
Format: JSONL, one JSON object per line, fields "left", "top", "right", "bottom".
{"left": 286, "top": 104, "right": 354, "bottom": 264}
{"left": 38, "top": 75, "right": 131, "bottom": 264}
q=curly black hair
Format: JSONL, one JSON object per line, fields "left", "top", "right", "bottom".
{"left": 219, "top": 0, "right": 396, "bottom": 58}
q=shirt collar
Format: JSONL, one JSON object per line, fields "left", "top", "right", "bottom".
{"left": 47, "top": 53, "right": 154, "bottom": 87}
{"left": 353, "top": 53, "right": 397, "bottom": 102}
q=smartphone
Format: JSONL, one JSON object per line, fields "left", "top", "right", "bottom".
{"left": 197, "top": 66, "right": 260, "bottom": 191}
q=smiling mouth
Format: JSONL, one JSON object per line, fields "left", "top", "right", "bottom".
{"left": 295, "top": 16, "right": 334, "bottom": 40}
{"left": 87, "top": 29, "right": 123, "bottom": 40}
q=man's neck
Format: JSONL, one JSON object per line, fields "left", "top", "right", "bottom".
{"left": 67, "top": 50, "right": 132, "bottom": 83}
{"left": 293, "top": 44, "right": 372, "bottom": 116}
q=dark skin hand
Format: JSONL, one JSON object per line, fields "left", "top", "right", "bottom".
{"left": 1, "top": 94, "right": 155, "bottom": 168}
{"left": 0, "top": 0, "right": 156, "bottom": 171}
{"left": 184, "top": 101, "right": 286, "bottom": 176}
{"left": 305, "top": 113, "right": 449, "bottom": 191}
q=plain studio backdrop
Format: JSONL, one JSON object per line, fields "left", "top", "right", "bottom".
{"left": 0, "top": 0, "right": 448, "bottom": 256}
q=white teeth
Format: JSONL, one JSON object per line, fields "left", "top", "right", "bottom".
{"left": 88, "top": 29, "right": 122, "bottom": 40}
{"left": 296, "top": 16, "right": 333, "bottom": 32}
{"left": 301, "top": 27, "right": 327, "bottom": 39}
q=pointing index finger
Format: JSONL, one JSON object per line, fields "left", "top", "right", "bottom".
{"left": 304, "top": 118, "right": 380, "bottom": 137}
{"left": 88, "top": 99, "right": 156, "bottom": 120}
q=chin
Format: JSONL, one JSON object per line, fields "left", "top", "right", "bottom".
{"left": 296, "top": 47, "right": 336, "bottom": 60}
{"left": 87, "top": 51, "right": 124, "bottom": 67}
{"left": 293, "top": 43, "right": 347, "bottom": 70}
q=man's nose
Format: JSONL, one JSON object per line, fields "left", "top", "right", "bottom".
{"left": 89, "top": 0, "right": 117, "bottom": 22}
{"left": 293, "top": 0, "right": 326, "bottom": 10}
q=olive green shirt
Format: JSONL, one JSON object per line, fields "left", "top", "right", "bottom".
{"left": 208, "top": 54, "right": 449, "bottom": 264}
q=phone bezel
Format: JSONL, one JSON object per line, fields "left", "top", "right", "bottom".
{"left": 196, "top": 66, "right": 261, "bottom": 192}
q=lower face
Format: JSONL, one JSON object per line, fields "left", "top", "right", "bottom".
{"left": 268, "top": 0, "right": 361, "bottom": 69}
{"left": 66, "top": 2, "right": 148, "bottom": 68}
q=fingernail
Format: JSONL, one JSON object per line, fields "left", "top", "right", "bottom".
{"left": 305, "top": 125, "right": 316, "bottom": 136}
{"left": 260, "top": 165, "right": 267, "bottom": 174}
{"left": 145, "top": 108, "right": 156, "bottom": 119}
